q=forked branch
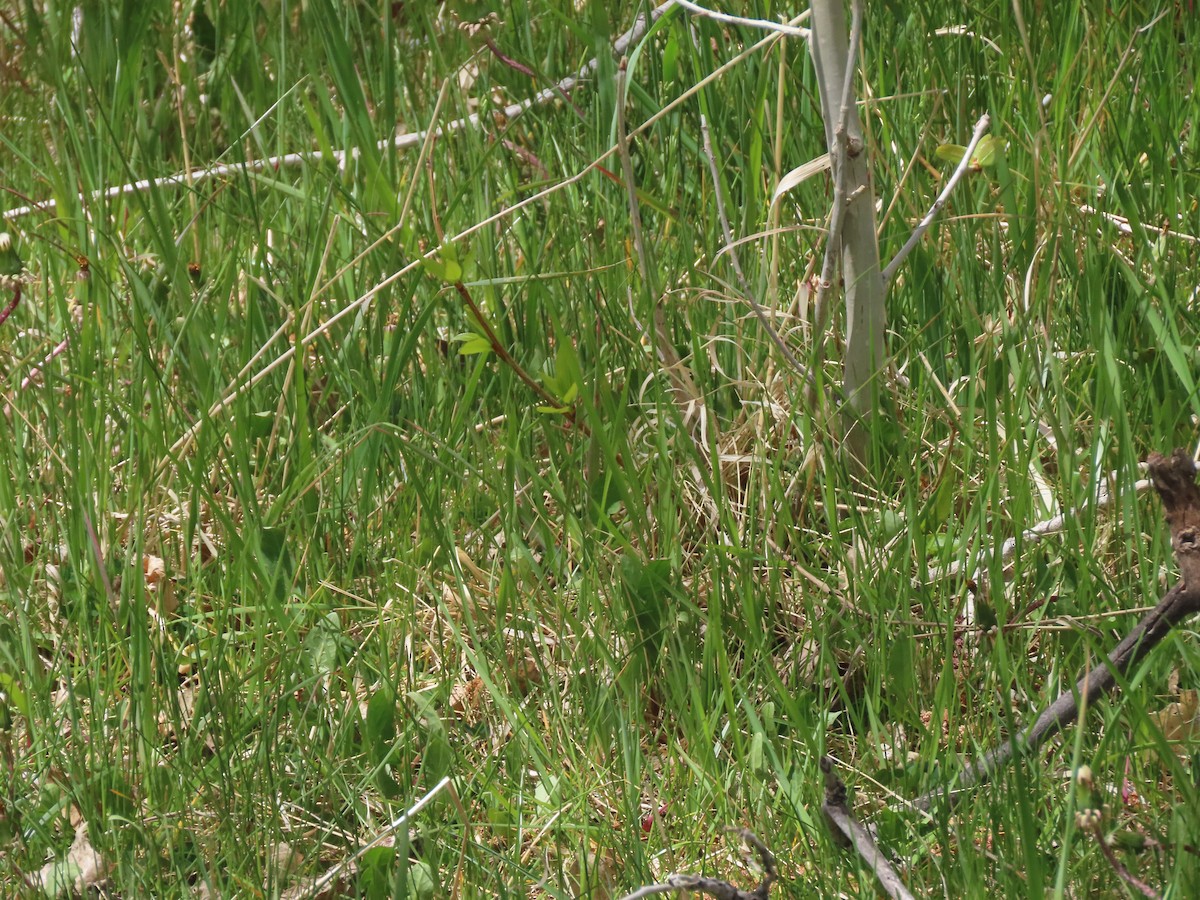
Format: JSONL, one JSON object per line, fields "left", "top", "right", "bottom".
{"left": 821, "top": 758, "right": 916, "bottom": 900}
{"left": 616, "top": 828, "right": 778, "bottom": 900}
{"left": 911, "top": 449, "right": 1200, "bottom": 811}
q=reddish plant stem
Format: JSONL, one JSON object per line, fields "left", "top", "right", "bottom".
{"left": 452, "top": 281, "right": 581, "bottom": 428}
{"left": 0, "top": 283, "right": 21, "bottom": 327}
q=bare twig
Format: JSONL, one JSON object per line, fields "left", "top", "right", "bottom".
{"left": 285, "top": 776, "right": 452, "bottom": 900}
{"left": 161, "top": 5, "right": 800, "bottom": 469}
{"left": 616, "top": 828, "right": 778, "bottom": 900}
{"left": 882, "top": 113, "right": 991, "bottom": 284}
{"left": 673, "top": 0, "right": 810, "bottom": 39}
{"left": 451, "top": 281, "right": 577, "bottom": 421}
{"left": 821, "top": 758, "right": 916, "bottom": 900}
{"left": 480, "top": 35, "right": 586, "bottom": 120}
{"left": 0, "top": 282, "right": 20, "bottom": 328}
{"left": 911, "top": 450, "right": 1200, "bottom": 811}
{"left": 1079, "top": 204, "right": 1200, "bottom": 246}
{"left": 3, "top": 3, "right": 674, "bottom": 222}
{"left": 924, "top": 467, "right": 1152, "bottom": 583}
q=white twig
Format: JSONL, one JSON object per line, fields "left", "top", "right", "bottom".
{"left": 20, "top": 335, "right": 70, "bottom": 389}
{"left": 673, "top": 0, "right": 810, "bottom": 38}
{"left": 295, "top": 776, "right": 451, "bottom": 899}
{"left": 4, "top": 3, "right": 675, "bottom": 222}
{"left": 1079, "top": 204, "right": 1200, "bottom": 245}
{"left": 925, "top": 469, "right": 1152, "bottom": 583}
{"left": 882, "top": 113, "right": 990, "bottom": 284}
{"left": 699, "top": 111, "right": 813, "bottom": 384}
{"left": 616, "top": 881, "right": 688, "bottom": 900}
{"left": 933, "top": 26, "right": 1003, "bottom": 54}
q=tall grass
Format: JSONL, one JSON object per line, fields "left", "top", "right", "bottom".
{"left": 1, "top": 1, "right": 1197, "bottom": 896}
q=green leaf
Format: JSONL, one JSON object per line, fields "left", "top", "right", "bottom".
{"left": 408, "top": 691, "right": 452, "bottom": 785}
{"left": 440, "top": 259, "right": 463, "bottom": 283}
{"left": 935, "top": 144, "right": 967, "bottom": 165}
{"left": 407, "top": 860, "right": 437, "bottom": 900}
{"left": 301, "top": 612, "right": 345, "bottom": 677}
{"left": 886, "top": 632, "right": 917, "bottom": 715}
{"left": 620, "top": 555, "right": 676, "bottom": 674}
{"left": 534, "top": 773, "right": 561, "bottom": 808}
{"left": 0, "top": 672, "right": 29, "bottom": 721}
{"left": 357, "top": 847, "right": 396, "bottom": 900}
{"left": 536, "top": 383, "right": 577, "bottom": 415}
{"left": 451, "top": 332, "right": 492, "bottom": 356}
{"left": 972, "top": 135, "right": 1002, "bottom": 168}
{"left": 663, "top": 29, "right": 680, "bottom": 82}
{"left": 420, "top": 241, "right": 464, "bottom": 284}
{"left": 749, "top": 731, "right": 766, "bottom": 775}
{"left": 935, "top": 137, "right": 1002, "bottom": 169}
{"left": 365, "top": 690, "right": 404, "bottom": 798}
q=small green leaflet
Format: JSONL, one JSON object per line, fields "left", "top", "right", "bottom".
{"left": 537, "top": 342, "right": 581, "bottom": 413}
{"left": 451, "top": 331, "right": 492, "bottom": 356}
{"left": 536, "top": 381, "right": 578, "bottom": 414}
{"left": 419, "top": 240, "right": 464, "bottom": 284}
{"left": 364, "top": 690, "right": 404, "bottom": 799}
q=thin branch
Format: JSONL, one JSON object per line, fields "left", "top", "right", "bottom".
{"left": 0, "top": 282, "right": 20, "bottom": 328}
{"left": 619, "top": 885, "right": 685, "bottom": 900}
{"left": 882, "top": 113, "right": 990, "bottom": 284}
{"left": 20, "top": 336, "right": 69, "bottom": 390}
{"left": 289, "top": 776, "right": 453, "bottom": 900}
{"left": 821, "top": 758, "right": 916, "bottom": 900}
{"left": 1079, "top": 204, "right": 1200, "bottom": 246}
{"left": 911, "top": 450, "right": 1200, "bottom": 811}
{"left": 1088, "top": 819, "right": 1161, "bottom": 900}
{"left": 3, "top": 3, "right": 675, "bottom": 222}
{"left": 480, "top": 35, "right": 586, "bottom": 120}
{"left": 699, "top": 113, "right": 748, "bottom": 293}
{"left": 616, "top": 828, "right": 778, "bottom": 900}
{"left": 161, "top": 5, "right": 800, "bottom": 467}
{"left": 452, "top": 281, "right": 576, "bottom": 421}
{"left": 924, "top": 468, "right": 1152, "bottom": 583}
{"left": 673, "top": 0, "right": 811, "bottom": 39}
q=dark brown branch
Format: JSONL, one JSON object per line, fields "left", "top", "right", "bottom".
{"left": 911, "top": 450, "right": 1200, "bottom": 811}
{"left": 821, "top": 758, "right": 915, "bottom": 900}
